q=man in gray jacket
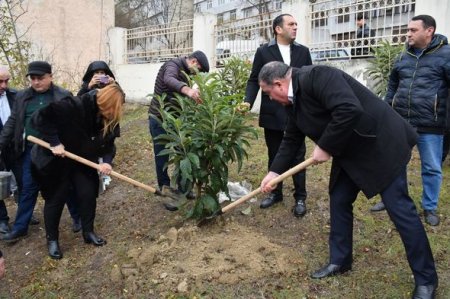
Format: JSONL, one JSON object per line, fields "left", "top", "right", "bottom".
{"left": 148, "top": 51, "right": 209, "bottom": 210}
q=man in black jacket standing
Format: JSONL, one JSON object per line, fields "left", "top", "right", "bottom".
{"left": 148, "top": 51, "right": 209, "bottom": 210}
{"left": 0, "top": 66, "right": 19, "bottom": 235}
{"left": 258, "top": 61, "right": 438, "bottom": 299}
{"left": 245, "top": 14, "right": 312, "bottom": 217}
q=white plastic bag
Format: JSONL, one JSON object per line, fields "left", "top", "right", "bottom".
{"left": 218, "top": 181, "right": 256, "bottom": 204}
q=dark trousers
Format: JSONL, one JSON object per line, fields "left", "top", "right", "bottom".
{"left": 329, "top": 168, "right": 437, "bottom": 285}
{"left": 149, "top": 117, "right": 170, "bottom": 189}
{"left": 37, "top": 162, "right": 98, "bottom": 240}
{"left": 442, "top": 130, "right": 450, "bottom": 163}
{"left": 0, "top": 157, "right": 22, "bottom": 222}
{"left": 264, "top": 128, "right": 307, "bottom": 201}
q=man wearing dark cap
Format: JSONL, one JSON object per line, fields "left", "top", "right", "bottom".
{"left": 0, "top": 61, "right": 72, "bottom": 242}
{"left": 148, "top": 50, "right": 209, "bottom": 210}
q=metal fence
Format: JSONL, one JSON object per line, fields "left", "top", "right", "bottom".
{"left": 125, "top": 19, "right": 193, "bottom": 64}
{"left": 213, "top": 12, "right": 279, "bottom": 67}
{"left": 123, "top": 1, "right": 416, "bottom": 65}
{"left": 310, "top": 0, "right": 416, "bottom": 62}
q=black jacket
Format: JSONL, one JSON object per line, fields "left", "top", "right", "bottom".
{"left": 148, "top": 57, "right": 192, "bottom": 120}
{"left": 31, "top": 90, "right": 119, "bottom": 171}
{"left": 0, "top": 84, "right": 71, "bottom": 159}
{"left": 77, "top": 61, "right": 116, "bottom": 96}
{"left": 245, "top": 39, "right": 312, "bottom": 131}
{"left": 0, "top": 88, "right": 16, "bottom": 168}
{"left": 385, "top": 34, "right": 450, "bottom": 134}
{"left": 271, "top": 66, "right": 417, "bottom": 198}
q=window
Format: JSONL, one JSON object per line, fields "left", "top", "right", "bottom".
{"left": 243, "top": 8, "right": 252, "bottom": 18}
{"left": 337, "top": 8, "right": 350, "bottom": 24}
{"left": 218, "top": 0, "right": 225, "bottom": 4}
{"left": 217, "top": 13, "right": 223, "bottom": 24}
{"left": 230, "top": 9, "right": 236, "bottom": 21}
{"left": 207, "top": 0, "right": 212, "bottom": 9}
{"left": 259, "top": 4, "right": 268, "bottom": 14}
{"left": 274, "top": 0, "right": 282, "bottom": 10}
{"left": 194, "top": 3, "right": 201, "bottom": 13}
{"left": 313, "top": 11, "right": 328, "bottom": 27}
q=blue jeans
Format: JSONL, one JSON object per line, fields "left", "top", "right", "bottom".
{"left": 416, "top": 133, "right": 443, "bottom": 211}
{"left": 149, "top": 117, "right": 170, "bottom": 189}
{"left": 12, "top": 146, "right": 39, "bottom": 233}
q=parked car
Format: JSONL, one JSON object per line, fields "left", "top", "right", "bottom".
{"left": 216, "top": 39, "right": 261, "bottom": 67}
{"left": 310, "top": 48, "right": 351, "bottom": 62}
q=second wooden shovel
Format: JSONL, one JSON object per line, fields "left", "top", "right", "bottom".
{"left": 27, "top": 135, "right": 181, "bottom": 200}
{"left": 203, "top": 157, "right": 316, "bottom": 222}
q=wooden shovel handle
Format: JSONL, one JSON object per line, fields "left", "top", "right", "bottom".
{"left": 27, "top": 135, "right": 160, "bottom": 195}
{"left": 221, "top": 157, "right": 316, "bottom": 213}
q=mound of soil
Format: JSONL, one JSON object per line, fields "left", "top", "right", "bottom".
{"left": 115, "top": 220, "right": 304, "bottom": 295}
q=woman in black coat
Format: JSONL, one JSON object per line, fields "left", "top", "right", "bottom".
{"left": 77, "top": 60, "right": 116, "bottom": 96}
{"left": 31, "top": 84, "right": 125, "bottom": 259}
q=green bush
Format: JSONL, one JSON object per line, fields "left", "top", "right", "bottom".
{"left": 365, "top": 40, "right": 403, "bottom": 98}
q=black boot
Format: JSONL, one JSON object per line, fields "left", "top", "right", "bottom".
{"left": 83, "top": 232, "right": 106, "bottom": 246}
{"left": 47, "top": 240, "right": 63, "bottom": 259}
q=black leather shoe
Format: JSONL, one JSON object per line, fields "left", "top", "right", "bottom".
{"left": 83, "top": 232, "right": 106, "bottom": 246}
{"left": 293, "top": 199, "right": 307, "bottom": 217}
{"left": 163, "top": 202, "right": 179, "bottom": 211}
{"left": 30, "top": 216, "right": 40, "bottom": 225}
{"left": 260, "top": 193, "right": 283, "bottom": 209}
{"left": 370, "top": 201, "right": 385, "bottom": 212}
{"left": 47, "top": 240, "right": 63, "bottom": 259}
{"left": 0, "top": 221, "right": 10, "bottom": 234}
{"left": 0, "top": 229, "right": 27, "bottom": 243}
{"left": 310, "top": 263, "right": 352, "bottom": 279}
{"left": 412, "top": 282, "right": 438, "bottom": 299}
{"left": 72, "top": 218, "right": 82, "bottom": 233}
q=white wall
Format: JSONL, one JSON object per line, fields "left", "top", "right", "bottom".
{"left": 115, "top": 63, "right": 163, "bottom": 103}
{"left": 415, "top": 0, "right": 450, "bottom": 37}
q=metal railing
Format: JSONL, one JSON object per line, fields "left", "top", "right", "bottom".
{"left": 213, "top": 12, "right": 279, "bottom": 67}
{"left": 124, "top": 19, "right": 193, "bottom": 64}
{"left": 310, "top": 0, "right": 415, "bottom": 62}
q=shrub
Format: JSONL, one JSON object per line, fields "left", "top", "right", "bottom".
{"left": 365, "top": 40, "right": 403, "bottom": 97}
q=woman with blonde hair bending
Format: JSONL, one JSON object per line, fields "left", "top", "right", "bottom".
{"left": 31, "top": 84, "right": 125, "bottom": 259}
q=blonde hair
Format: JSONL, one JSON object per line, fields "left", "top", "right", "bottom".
{"left": 96, "top": 83, "right": 125, "bottom": 137}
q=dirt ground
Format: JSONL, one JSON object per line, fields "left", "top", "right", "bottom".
{"left": 0, "top": 104, "right": 449, "bottom": 298}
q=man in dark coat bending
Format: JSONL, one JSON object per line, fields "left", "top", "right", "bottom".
{"left": 258, "top": 61, "right": 438, "bottom": 299}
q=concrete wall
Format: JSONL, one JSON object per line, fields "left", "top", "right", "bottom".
{"left": 115, "top": 63, "right": 163, "bottom": 103}
{"left": 17, "top": 0, "right": 115, "bottom": 90}
{"left": 415, "top": 0, "right": 450, "bottom": 37}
